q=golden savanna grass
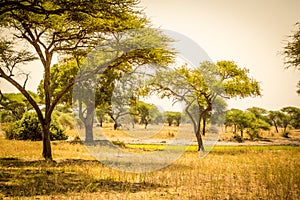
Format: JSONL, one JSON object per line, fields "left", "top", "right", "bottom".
{"left": 0, "top": 126, "right": 299, "bottom": 199}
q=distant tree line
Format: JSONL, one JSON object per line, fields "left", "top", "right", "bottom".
{"left": 225, "top": 106, "right": 300, "bottom": 141}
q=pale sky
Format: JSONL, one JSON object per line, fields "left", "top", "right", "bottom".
{"left": 140, "top": 0, "right": 300, "bottom": 111}
{"left": 1, "top": 0, "right": 300, "bottom": 111}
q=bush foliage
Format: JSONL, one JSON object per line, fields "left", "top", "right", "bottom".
{"left": 4, "top": 112, "right": 67, "bottom": 141}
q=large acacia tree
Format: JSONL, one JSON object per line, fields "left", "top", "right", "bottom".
{"left": 150, "top": 61, "right": 261, "bottom": 151}
{"left": 0, "top": 0, "right": 147, "bottom": 160}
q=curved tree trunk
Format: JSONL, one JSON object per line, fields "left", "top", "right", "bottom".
{"left": 185, "top": 102, "right": 205, "bottom": 152}
{"left": 196, "top": 111, "right": 205, "bottom": 151}
{"left": 273, "top": 120, "right": 279, "bottom": 133}
{"left": 202, "top": 117, "right": 206, "bottom": 136}
{"left": 0, "top": 67, "right": 54, "bottom": 160}
{"left": 195, "top": 129, "right": 205, "bottom": 151}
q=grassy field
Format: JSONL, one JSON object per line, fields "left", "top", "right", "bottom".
{"left": 0, "top": 128, "right": 300, "bottom": 199}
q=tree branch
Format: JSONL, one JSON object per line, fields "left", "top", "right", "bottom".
{"left": 0, "top": 67, "right": 44, "bottom": 124}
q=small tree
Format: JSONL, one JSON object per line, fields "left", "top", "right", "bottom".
{"left": 150, "top": 61, "right": 261, "bottom": 151}
{"left": 268, "top": 110, "right": 282, "bottom": 133}
{"left": 165, "top": 111, "right": 181, "bottom": 126}
{"left": 280, "top": 106, "right": 300, "bottom": 137}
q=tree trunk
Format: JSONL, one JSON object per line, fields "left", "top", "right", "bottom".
{"left": 85, "top": 121, "right": 94, "bottom": 142}
{"left": 233, "top": 124, "right": 237, "bottom": 134}
{"left": 99, "top": 117, "right": 103, "bottom": 127}
{"left": 202, "top": 117, "right": 206, "bottom": 136}
{"left": 195, "top": 129, "right": 205, "bottom": 152}
{"left": 41, "top": 124, "right": 52, "bottom": 160}
{"left": 114, "top": 121, "right": 118, "bottom": 130}
{"left": 79, "top": 100, "right": 95, "bottom": 142}
{"left": 283, "top": 125, "right": 288, "bottom": 137}
{"left": 84, "top": 104, "right": 95, "bottom": 142}
{"left": 196, "top": 114, "right": 205, "bottom": 152}
{"left": 240, "top": 129, "right": 244, "bottom": 141}
{"left": 273, "top": 120, "right": 279, "bottom": 133}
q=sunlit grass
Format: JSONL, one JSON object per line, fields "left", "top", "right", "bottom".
{"left": 0, "top": 128, "right": 299, "bottom": 199}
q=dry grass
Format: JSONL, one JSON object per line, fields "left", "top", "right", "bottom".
{"left": 94, "top": 123, "right": 180, "bottom": 140}
{"left": 0, "top": 127, "right": 300, "bottom": 199}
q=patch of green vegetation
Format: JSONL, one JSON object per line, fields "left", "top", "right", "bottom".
{"left": 126, "top": 144, "right": 300, "bottom": 152}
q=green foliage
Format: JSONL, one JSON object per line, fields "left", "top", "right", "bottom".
{"left": 165, "top": 111, "right": 181, "bottom": 126}
{"left": 0, "top": 0, "right": 152, "bottom": 158}
{"left": 281, "top": 106, "right": 300, "bottom": 128}
{"left": 216, "top": 61, "right": 261, "bottom": 98}
{"left": 0, "top": 110, "right": 14, "bottom": 123}
{"left": 57, "top": 113, "right": 75, "bottom": 130}
{"left": 267, "top": 106, "right": 300, "bottom": 137}
{"left": 38, "top": 61, "right": 79, "bottom": 106}
{"left": 136, "top": 101, "right": 150, "bottom": 124}
{"left": 283, "top": 22, "right": 300, "bottom": 69}
{"left": 129, "top": 101, "right": 163, "bottom": 125}
{"left": 283, "top": 22, "right": 300, "bottom": 94}
{"left": 149, "top": 60, "right": 261, "bottom": 149}
{"left": 4, "top": 112, "right": 67, "bottom": 141}
{"left": 0, "top": 92, "right": 39, "bottom": 122}
{"left": 225, "top": 108, "right": 270, "bottom": 141}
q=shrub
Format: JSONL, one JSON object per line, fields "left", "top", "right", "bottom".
{"left": 4, "top": 112, "right": 67, "bottom": 141}
{"left": 112, "top": 140, "right": 126, "bottom": 148}
{"left": 247, "top": 128, "right": 261, "bottom": 140}
{"left": 57, "top": 113, "right": 75, "bottom": 130}
{"left": 0, "top": 110, "right": 15, "bottom": 123}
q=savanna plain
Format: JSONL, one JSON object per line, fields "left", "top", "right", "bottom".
{"left": 0, "top": 124, "right": 299, "bottom": 200}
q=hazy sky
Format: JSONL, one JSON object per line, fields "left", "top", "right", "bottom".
{"left": 140, "top": 0, "right": 300, "bottom": 110}
{"left": 1, "top": 0, "right": 299, "bottom": 111}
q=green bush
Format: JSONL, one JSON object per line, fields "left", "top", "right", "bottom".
{"left": 4, "top": 112, "right": 67, "bottom": 141}
{"left": 0, "top": 110, "right": 15, "bottom": 123}
{"left": 57, "top": 113, "right": 75, "bottom": 130}
{"left": 247, "top": 128, "right": 261, "bottom": 140}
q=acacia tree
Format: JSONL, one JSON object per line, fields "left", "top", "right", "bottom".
{"left": 165, "top": 111, "right": 181, "bottom": 126}
{"left": 268, "top": 110, "right": 282, "bottom": 133}
{"left": 230, "top": 109, "right": 255, "bottom": 141}
{"left": 150, "top": 61, "right": 261, "bottom": 151}
{"left": 0, "top": 0, "right": 147, "bottom": 160}
{"left": 224, "top": 109, "right": 239, "bottom": 134}
{"left": 280, "top": 106, "right": 300, "bottom": 137}
{"left": 268, "top": 107, "right": 300, "bottom": 136}
{"left": 283, "top": 22, "right": 300, "bottom": 94}
{"left": 225, "top": 108, "right": 270, "bottom": 141}
{"left": 43, "top": 39, "right": 173, "bottom": 140}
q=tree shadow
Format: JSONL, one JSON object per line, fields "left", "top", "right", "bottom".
{"left": 0, "top": 157, "right": 165, "bottom": 197}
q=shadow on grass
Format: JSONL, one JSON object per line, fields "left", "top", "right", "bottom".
{"left": 0, "top": 157, "right": 165, "bottom": 197}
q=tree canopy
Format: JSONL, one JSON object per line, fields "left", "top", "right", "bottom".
{"left": 0, "top": 0, "right": 153, "bottom": 160}
{"left": 149, "top": 60, "right": 261, "bottom": 151}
